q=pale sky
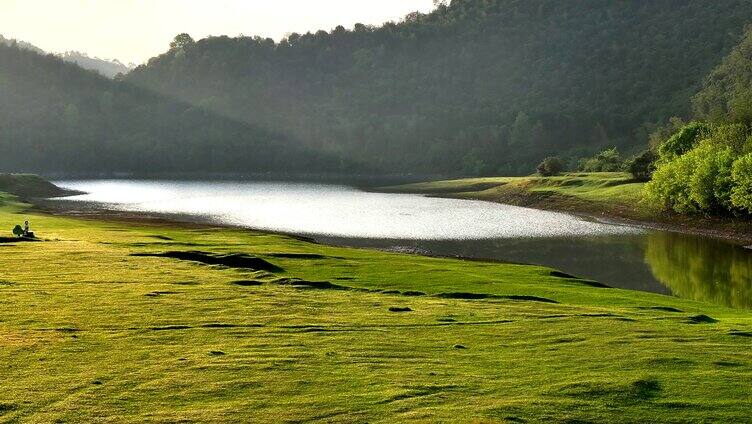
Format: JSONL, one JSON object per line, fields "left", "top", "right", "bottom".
{"left": 1, "top": 0, "right": 436, "bottom": 65}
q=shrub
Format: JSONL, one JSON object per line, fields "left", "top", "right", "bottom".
{"left": 579, "top": 148, "right": 623, "bottom": 172}
{"left": 657, "top": 122, "right": 709, "bottom": 160}
{"left": 645, "top": 151, "right": 698, "bottom": 213}
{"left": 731, "top": 153, "right": 752, "bottom": 212}
{"left": 625, "top": 149, "right": 657, "bottom": 181}
{"left": 647, "top": 124, "right": 750, "bottom": 215}
{"left": 536, "top": 156, "right": 565, "bottom": 176}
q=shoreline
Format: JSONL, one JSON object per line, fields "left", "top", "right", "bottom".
{"left": 374, "top": 174, "right": 752, "bottom": 246}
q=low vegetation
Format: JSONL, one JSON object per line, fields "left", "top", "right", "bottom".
{"left": 0, "top": 191, "right": 750, "bottom": 421}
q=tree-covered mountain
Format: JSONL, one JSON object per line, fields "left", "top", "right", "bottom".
{"left": 58, "top": 51, "right": 134, "bottom": 78}
{"left": 0, "top": 35, "right": 132, "bottom": 77}
{"left": 0, "top": 43, "right": 340, "bottom": 175}
{"left": 127, "top": 0, "right": 752, "bottom": 175}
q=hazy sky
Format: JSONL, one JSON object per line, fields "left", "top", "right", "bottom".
{"left": 1, "top": 0, "right": 435, "bottom": 64}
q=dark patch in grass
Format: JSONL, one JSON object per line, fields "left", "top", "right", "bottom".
{"left": 388, "top": 306, "right": 412, "bottom": 312}
{"left": 0, "top": 280, "right": 15, "bottom": 286}
{"left": 232, "top": 280, "right": 263, "bottom": 287}
{"left": 714, "top": 360, "right": 743, "bottom": 367}
{"left": 201, "top": 323, "right": 262, "bottom": 329}
{"left": 132, "top": 251, "right": 283, "bottom": 272}
{"left": 552, "top": 337, "right": 586, "bottom": 344}
{"left": 437, "top": 317, "right": 456, "bottom": 322}
{"left": 438, "top": 292, "right": 558, "bottom": 303}
{"left": 550, "top": 271, "right": 610, "bottom": 288}
{"left": 686, "top": 314, "right": 717, "bottom": 324}
{"left": 437, "top": 292, "right": 491, "bottom": 300}
{"left": 647, "top": 357, "right": 695, "bottom": 367}
{"left": 631, "top": 378, "right": 662, "bottom": 400}
{"left": 453, "top": 344, "right": 467, "bottom": 349}
{"left": 0, "top": 403, "right": 17, "bottom": 413}
{"left": 173, "top": 281, "right": 199, "bottom": 286}
{"left": 378, "top": 384, "right": 459, "bottom": 404}
{"left": 554, "top": 378, "right": 662, "bottom": 403}
{"left": 0, "top": 236, "right": 40, "bottom": 243}
{"left": 729, "top": 330, "right": 752, "bottom": 337}
{"left": 274, "top": 278, "right": 349, "bottom": 290}
{"left": 202, "top": 323, "right": 237, "bottom": 328}
{"left": 150, "top": 235, "right": 173, "bottom": 241}
{"left": 268, "top": 253, "right": 328, "bottom": 259}
{"left": 150, "top": 325, "right": 191, "bottom": 331}
{"left": 145, "top": 291, "right": 178, "bottom": 297}
{"left": 503, "top": 295, "right": 558, "bottom": 304}
{"left": 639, "top": 306, "right": 683, "bottom": 313}
{"left": 56, "top": 327, "right": 80, "bottom": 333}
{"left": 209, "top": 350, "right": 225, "bottom": 356}
{"left": 92, "top": 380, "right": 103, "bottom": 385}
{"left": 402, "top": 291, "right": 426, "bottom": 297}
{"left": 657, "top": 401, "right": 696, "bottom": 409}
{"left": 575, "top": 280, "right": 611, "bottom": 288}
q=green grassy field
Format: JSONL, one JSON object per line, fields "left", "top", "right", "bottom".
{"left": 384, "top": 173, "right": 648, "bottom": 217}
{"left": 0, "top": 193, "right": 751, "bottom": 422}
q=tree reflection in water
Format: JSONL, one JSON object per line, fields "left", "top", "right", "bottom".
{"left": 645, "top": 232, "right": 752, "bottom": 309}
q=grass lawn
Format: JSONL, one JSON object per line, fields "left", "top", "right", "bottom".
{"left": 0, "top": 193, "right": 750, "bottom": 422}
{"left": 384, "top": 172, "right": 648, "bottom": 215}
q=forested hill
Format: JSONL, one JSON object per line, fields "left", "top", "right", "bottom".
{"left": 126, "top": 0, "right": 752, "bottom": 175}
{"left": 0, "top": 43, "right": 341, "bottom": 175}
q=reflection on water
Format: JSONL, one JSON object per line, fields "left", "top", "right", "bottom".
{"left": 645, "top": 232, "right": 752, "bottom": 309}
{"left": 53, "top": 180, "right": 752, "bottom": 309}
{"left": 55, "top": 180, "right": 638, "bottom": 240}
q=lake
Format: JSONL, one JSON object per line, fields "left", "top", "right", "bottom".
{"left": 55, "top": 180, "right": 752, "bottom": 309}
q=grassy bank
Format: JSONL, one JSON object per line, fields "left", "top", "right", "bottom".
{"left": 0, "top": 192, "right": 751, "bottom": 422}
{"left": 384, "top": 172, "right": 752, "bottom": 243}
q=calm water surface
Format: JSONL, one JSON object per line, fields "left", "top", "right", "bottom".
{"left": 55, "top": 180, "right": 752, "bottom": 309}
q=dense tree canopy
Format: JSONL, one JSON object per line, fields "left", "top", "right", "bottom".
{"left": 0, "top": 43, "right": 341, "bottom": 175}
{"left": 127, "top": 0, "right": 752, "bottom": 175}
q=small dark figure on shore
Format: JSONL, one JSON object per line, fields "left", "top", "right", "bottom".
{"left": 24, "top": 220, "right": 29, "bottom": 236}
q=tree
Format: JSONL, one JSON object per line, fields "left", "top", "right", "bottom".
{"left": 579, "top": 148, "right": 623, "bottom": 172}
{"left": 625, "top": 149, "right": 657, "bottom": 181}
{"left": 537, "top": 156, "right": 565, "bottom": 176}
{"left": 169, "top": 33, "right": 195, "bottom": 51}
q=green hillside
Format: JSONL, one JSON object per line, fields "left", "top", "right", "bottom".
{"left": 0, "top": 44, "right": 341, "bottom": 175}
{"left": 127, "top": 0, "right": 752, "bottom": 175}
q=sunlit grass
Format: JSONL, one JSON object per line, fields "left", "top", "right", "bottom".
{"left": 0, "top": 194, "right": 750, "bottom": 422}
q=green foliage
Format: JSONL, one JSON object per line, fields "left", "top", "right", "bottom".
{"left": 536, "top": 156, "right": 564, "bottom": 176}
{"left": 123, "top": 0, "right": 752, "bottom": 175}
{"left": 646, "top": 124, "right": 752, "bottom": 215}
{"left": 578, "top": 148, "right": 623, "bottom": 172}
{"left": 12, "top": 225, "right": 23, "bottom": 237}
{"left": 0, "top": 43, "right": 344, "bottom": 175}
{"left": 624, "top": 149, "right": 657, "bottom": 181}
{"left": 657, "top": 122, "right": 709, "bottom": 160}
{"left": 694, "top": 28, "right": 752, "bottom": 124}
{"left": 731, "top": 153, "right": 752, "bottom": 212}
{"left": 645, "top": 150, "right": 698, "bottom": 213}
